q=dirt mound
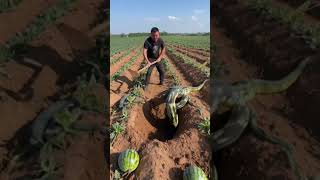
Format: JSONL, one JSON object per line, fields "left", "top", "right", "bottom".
{"left": 63, "top": 129, "right": 106, "bottom": 180}
{"left": 136, "top": 140, "right": 174, "bottom": 180}
{"left": 135, "top": 105, "right": 211, "bottom": 180}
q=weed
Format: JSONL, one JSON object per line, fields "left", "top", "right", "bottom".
{"left": 110, "top": 122, "right": 125, "bottom": 144}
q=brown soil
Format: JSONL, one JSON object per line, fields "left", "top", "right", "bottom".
{"left": 213, "top": 2, "right": 320, "bottom": 179}
{"left": 170, "top": 45, "right": 210, "bottom": 65}
{"left": 0, "top": 0, "right": 107, "bottom": 179}
{"left": 135, "top": 105, "right": 210, "bottom": 180}
{"left": 0, "top": 0, "right": 58, "bottom": 43}
{"left": 110, "top": 49, "right": 211, "bottom": 179}
{"left": 110, "top": 54, "right": 144, "bottom": 107}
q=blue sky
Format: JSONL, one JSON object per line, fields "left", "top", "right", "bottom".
{"left": 110, "top": 0, "right": 210, "bottom": 34}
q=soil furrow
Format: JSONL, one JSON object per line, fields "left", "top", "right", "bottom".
{"left": 0, "top": 0, "right": 58, "bottom": 43}
{"left": 166, "top": 49, "right": 209, "bottom": 102}
{"left": 110, "top": 49, "right": 138, "bottom": 76}
{"left": 110, "top": 53, "right": 144, "bottom": 107}
{"left": 110, "top": 48, "right": 130, "bottom": 60}
{"left": 165, "top": 54, "right": 209, "bottom": 107}
{"left": 171, "top": 44, "right": 210, "bottom": 57}
{"left": 170, "top": 45, "right": 209, "bottom": 65}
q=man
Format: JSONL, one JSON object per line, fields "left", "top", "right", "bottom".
{"left": 143, "top": 27, "right": 166, "bottom": 90}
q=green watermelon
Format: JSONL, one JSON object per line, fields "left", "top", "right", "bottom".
{"left": 118, "top": 149, "right": 140, "bottom": 173}
{"left": 183, "top": 165, "right": 208, "bottom": 180}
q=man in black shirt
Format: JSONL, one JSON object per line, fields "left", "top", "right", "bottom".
{"left": 143, "top": 27, "right": 166, "bottom": 90}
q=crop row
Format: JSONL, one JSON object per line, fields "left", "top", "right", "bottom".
{"left": 169, "top": 45, "right": 210, "bottom": 64}
{"left": 110, "top": 36, "right": 145, "bottom": 56}
{"left": 163, "top": 35, "right": 210, "bottom": 51}
{"left": 110, "top": 46, "right": 138, "bottom": 65}
{"left": 0, "top": 0, "right": 79, "bottom": 63}
{"left": 245, "top": 0, "right": 320, "bottom": 49}
{"left": 110, "top": 61, "right": 147, "bottom": 145}
{"left": 167, "top": 47, "right": 210, "bottom": 78}
{"left": 162, "top": 58, "right": 181, "bottom": 86}
{"left": 111, "top": 52, "right": 141, "bottom": 81}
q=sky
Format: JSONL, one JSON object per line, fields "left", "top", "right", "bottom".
{"left": 110, "top": 0, "right": 210, "bottom": 34}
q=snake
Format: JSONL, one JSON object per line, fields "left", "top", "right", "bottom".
{"left": 165, "top": 79, "right": 208, "bottom": 127}
{"left": 210, "top": 57, "right": 316, "bottom": 180}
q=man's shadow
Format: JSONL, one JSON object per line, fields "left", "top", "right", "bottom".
{"left": 112, "top": 75, "right": 135, "bottom": 94}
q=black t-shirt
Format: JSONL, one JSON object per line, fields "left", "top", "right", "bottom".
{"left": 143, "top": 37, "right": 165, "bottom": 59}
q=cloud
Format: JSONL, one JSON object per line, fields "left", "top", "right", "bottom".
{"left": 193, "top": 9, "right": 205, "bottom": 14}
{"left": 168, "top": 16, "right": 180, "bottom": 21}
{"left": 191, "top": 16, "right": 198, "bottom": 21}
{"left": 144, "top": 17, "right": 160, "bottom": 22}
{"left": 191, "top": 15, "right": 204, "bottom": 28}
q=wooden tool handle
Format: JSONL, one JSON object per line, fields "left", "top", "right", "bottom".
{"left": 137, "top": 61, "right": 157, "bottom": 73}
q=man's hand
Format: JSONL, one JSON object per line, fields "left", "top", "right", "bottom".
{"left": 156, "top": 58, "right": 161, "bottom": 63}
{"left": 147, "top": 60, "right": 152, "bottom": 66}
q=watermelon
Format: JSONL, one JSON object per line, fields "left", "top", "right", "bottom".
{"left": 183, "top": 165, "right": 208, "bottom": 180}
{"left": 118, "top": 149, "right": 140, "bottom": 173}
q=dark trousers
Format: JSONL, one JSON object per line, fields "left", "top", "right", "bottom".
{"left": 145, "top": 59, "right": 165, "bottom": 85}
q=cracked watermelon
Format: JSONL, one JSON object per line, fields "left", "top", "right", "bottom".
{"left": 183, "top": 165, "right": 208, "bottom": 180}
{"left": 118, "top": 149, "right": 140, "bottom": 173}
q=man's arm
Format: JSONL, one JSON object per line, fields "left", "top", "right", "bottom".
{"left": 143, "top": 48, "right": 151, "bottom": 65}
{"left": 156, "top": 47, "right": 166, "bottom": 62}
{"left": 156, "top": 40, "right": 166, "bottom": 62}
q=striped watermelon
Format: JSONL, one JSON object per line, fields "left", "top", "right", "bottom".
{"left": 183, "top": 165, "right": 208, "bottom": 180}
{"left": 118, "top": 149, "right": 140, "bottom": 173}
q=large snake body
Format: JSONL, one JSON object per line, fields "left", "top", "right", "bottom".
{"left": 211, "top": 58, "right": 313, "bottom": 180}
{"left": 165, "top": 79, "right": 208, "bottom": 127}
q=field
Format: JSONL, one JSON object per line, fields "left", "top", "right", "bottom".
{"left": 0, "top": 1, "right": 107, "bottom": 179}
{"left": 213, "top": 0, "right": 320, "bottom": 179}
{"left": 109, "top": 34, "right": 211, "bottom": 179}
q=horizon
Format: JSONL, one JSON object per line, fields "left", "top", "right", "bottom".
{"left": 111, "top": 31, "right": 210, "bottom": 35}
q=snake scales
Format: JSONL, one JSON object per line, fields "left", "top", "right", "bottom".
{"left": 210, "top": 57, "right": 319, "bottom": 180}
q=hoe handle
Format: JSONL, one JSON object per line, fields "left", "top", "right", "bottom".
{"left": 137, "top": 61, "right": 157, "bottom": 73}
